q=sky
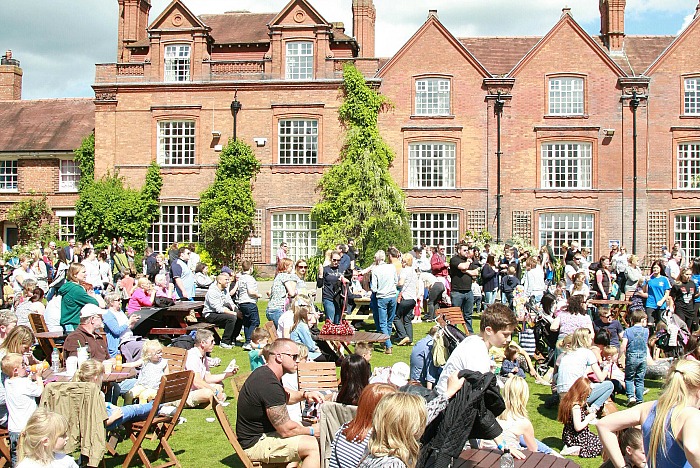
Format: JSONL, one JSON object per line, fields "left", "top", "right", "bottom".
{"left": 1, "top": 0, "right": 698, "bottom": 99}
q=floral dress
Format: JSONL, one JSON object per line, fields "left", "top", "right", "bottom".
{"left": 561, "top": 404, "right": 602, "bottom": 458}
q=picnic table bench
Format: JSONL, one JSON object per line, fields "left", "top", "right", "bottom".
{"left": 455, "top": 448, "right": 579, "bottom": 468}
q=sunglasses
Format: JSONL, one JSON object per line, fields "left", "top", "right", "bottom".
{"left": 331, "top": 258, "right": 340, "bottom": 262}
{"left": 297, "top": 265, "right": 308, "bottom": 269}
{"left": 279, "top": 352, "right": 300, "bottom": 361}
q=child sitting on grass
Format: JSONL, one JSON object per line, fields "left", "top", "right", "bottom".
{"left": 500, "top": 345, "right": 526, "bottom": 378}
{"left": 248, "top": 327, "right": 269, "bottom": 371}
{"left": 16, "top": 409, "right": 78, "bottom": 468}
{"left": 557, "top": 376, "right": 603, "bottom": 458}
{"left": 599, "top": 427, "right": 646, "bottom": 468}
{"left": 124, "top": 340, "right": 169, "bottom": 404}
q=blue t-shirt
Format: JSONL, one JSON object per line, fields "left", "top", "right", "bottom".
{"left": 645, "top": 275, "right": 671, "bottom": 309}
{"left": 692, "top": 274, "right": 700, "bottom": 303}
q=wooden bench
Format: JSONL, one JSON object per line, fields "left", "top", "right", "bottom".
{"left": 149, "top": 322, "right": 220, "bottom": 342}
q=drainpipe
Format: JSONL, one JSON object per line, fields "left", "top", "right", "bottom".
{"left": 494, "top": 92, "right": 505, "bottom": 244}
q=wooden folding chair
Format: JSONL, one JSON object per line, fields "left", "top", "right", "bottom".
{"left": 28, "top": 313, "right": 64, "bottom": 364}
{"left": 161, "top": 347, "right": 187, "bottom": 373}
{"left": 121, "top": 370, "right": 194, "bottom": 468}
{"left": 264, "top": 321, "right": 278, "bottom": 343}
{"left": 439, "top": 307, "right": 470, "bottom": 335}
{"left": 0, "top": 428, "right": 10, "bottom": 468}
{"left": 230, "top": 370, "right": 251, "bottom": 400}
{"left": 297, "top": 361, "right": 338, "bottom": 393}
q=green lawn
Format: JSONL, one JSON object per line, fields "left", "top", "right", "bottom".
{"left": 98, "top": 303, "right": 664, "bottom": 467}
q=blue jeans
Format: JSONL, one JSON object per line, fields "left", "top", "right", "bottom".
{"left": 9, "top": 431, "right": 19, "bottom": 466}
{"left": 451, "top": 290, "right": 474, "bottom": 333}
{"left": 239, "top": 302, "right": 260, "bottom": 344}
{"left": 625, "top": 355, "right": 647, "bottom": 401}
{"left": 587, "top": 380, "right": 614, "bottom": 410}
{"left": 105, "top": 402, "right": 154, "bottom": 430}
{"left": 265, "top": 307, "right": 284, "bottom": 329}
{"left": 323, "top": 298, "right": 339, "bottom": 324}
{"left": 376, "top": 296, "right": 397, "bottom": 348}
{"left": 518, "top": 435, "right": 554, "bottom": 454}
{"left": 484, "top": 290, "right": 496, "bottom": 306}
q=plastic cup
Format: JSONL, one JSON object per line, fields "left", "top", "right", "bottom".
{"left": 103, "top": 360, "right": 113, "bottom": 375}
{"left": 66, "top": 356, "right": 78, "bottom": 376}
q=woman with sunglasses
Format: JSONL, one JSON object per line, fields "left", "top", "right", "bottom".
{"left": 294, "top": 259, "right": 310, "bottom": 292}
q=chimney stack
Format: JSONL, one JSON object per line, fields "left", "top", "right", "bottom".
{"left": 600, "top": 0, "right": 626, "bottom": 53}
{"left": 117, "top": 0, "right": 151, "bottom": 62}
{"left": 428, "top": 10, "right": 438, "bottom": 19}
{"left": 0, "top": 50, "right": 22, "bottom": 100}
{"left": 352, "top": 0, "right": 376, "bottom": 58}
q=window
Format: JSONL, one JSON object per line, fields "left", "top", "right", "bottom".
{"left": 548, "top": 77, "right": 584, "bottom": 115}
{"left": 408, "top": 142, "right": 455, "bottom": 188}
{"left": 59, "top": 160, "right": 80, "bottom": 192}
{"left": 538, "top": 213, "right": 594, "bottom": 259}
{"left": 684, "top": 78, "right": 700, "bottom": 115}
{"left": 271, "top": 213, "right": 317, "bottom": 262}
{"left": 410, "top": 213, "right": 459, "bottom": 250}
{"left": 56, "top": 210, "right": 76, "bottom": 241}
{"left": 278, "top": 119, "right": 318, "bottom": 164}
{"left": 0, "top": 160, "right": 18, "bottom": 191}
{"left": 675, "top": 215, "right": 700, "bottom": 259}
{"left": 164, "top": 44, "right": 190, "bottom": 82}
{"left": 286, "top": 42, "right": 313, "bottom": 80}
{"left": 158, "top": 121, "right": 195, "bottom": 166}
{"left": 541, "top": 142, "right": 592, "bottom": 189}
{"left": 678, "top": 143, "right": 700, "bottom": 188}
{"left": 148, "top": 205, "right": 199, "bottom": 254}
{"left": 415, "top": 79, "right": 450, "bottom": 115}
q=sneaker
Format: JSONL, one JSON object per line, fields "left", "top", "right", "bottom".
{"left": 643, "top": 388, "right": 650, "bottom": 395}
{"left": 560, "top": 445, "right": 581, "bottom": 456}
{"left": 158, "top": 405, "right": 177, "bottom": 417}
{"left": 627, "top": 398, "right": 638, "bottom": 407}
{"left": 219, "top": 342, "right": 233, "bottom": 349}
{"left": 242, "top": 343, "right": 253, "bottom": 351}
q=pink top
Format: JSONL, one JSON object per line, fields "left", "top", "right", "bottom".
{"left": 155, "top": 286, "right": 176, "bottom": 299}
{"left": 127, "top": 287, "right": 153, "bottom": 314}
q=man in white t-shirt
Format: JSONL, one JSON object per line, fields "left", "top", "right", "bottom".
{"left": 564, "top": 255, "right": 582, "bottom": 292}
{"left": 184, "top": 329, "right": 238, "bottom": 406}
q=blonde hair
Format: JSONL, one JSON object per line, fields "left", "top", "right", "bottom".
{"left": 569, "top": 328, "right": 592, "bottom": 351}
{"left": 290, "top": 295, "right": 313, "bottom": 333}
{"left": 73, "top": 359, "right": 104, "bottom": 383}
{"left": 141, "top": 339, "right": 163, "bottom": 362}
{"left": 500, "top": 376, "right": 529, "bottom": 421}
{"left": 648, "top": 359, "right": 700, "bottom": 468}
{"left": 402, "top": 253, "right": 414, "bottom": 267}
{"left": 297, "top": 343, "right": 309, "bottom": 361}
{"left": 136, "top": 277, "right": 150, "bottom": 289}
{"left": 0, "top": 310, "right": 17, "bottom": 327}
{"left": 368, "top": 393, "right": 426, "bottom": 468}
{"left": 1, "top": 353, "right": 23, "bottom": 376}
{"left": 18, "top": 409, "right": 69, "bottom": 465}
{"left": 0, "top": 325, "right": 34, "bottom": 355}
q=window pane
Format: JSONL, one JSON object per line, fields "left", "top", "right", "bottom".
{"left": 549, "top": 77, "right": 584, "bottom": 115}
{"left": 158, "top": 121, "right": 195, "bottom": 166}
{"left": 58, "top": 215, "right": 76, "bottom": 241}
{"left": 278, "top": 119, "right": 318, "bottom": 164}
{"left": 675, "top": 215, "right": 700, "bottom": 259}
{"left": 685, "top": 78, "right": 700, "bottom": 115}
{"left": 538, "top": 213, "right": 594, "bottom": 259}
{"left": 0, "top": 160, "right": 18, "bottom": 191}
{"left": 410, "top": 213, "right": 459, "bottom": 251}
{"left": 286, "top": 42, "right": 313, "bottom": 80}
{"left": 408, "top": 142, "right": 456, "bottom": 188}
{"left": 271, "top": 213, "right": 317, "bottom": 262}
{"left": 148, "top": 205, "right": 199, "bottom": 254}
{"left": 677, "top": 143, "right": 700, "bottom": 189}
{"left": 164, "top": 44, "right": 191, "bottom": 82}
{"left": 59, "top": 159, "right": 81, "bottom": 192}
{"left": 415, "top": 79, "right": 450, "bottom": 115}
{"left": 541, "top": 142, "right": 592, "bottom": 189}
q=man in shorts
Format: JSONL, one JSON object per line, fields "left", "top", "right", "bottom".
{"left": 236, "top": 338, "right": 322, "bottom": 467}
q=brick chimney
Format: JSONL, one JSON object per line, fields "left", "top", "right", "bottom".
{"left": 117, "top": 0, "right": 151, "bottom": 62}
{"left": 352, "top": 0, "right": 376, "bottom": 58}
{"left": 600, "top": 0, "right": 626, "bottom": 53}
{"left": 0, "top": 50, "right": 22, "bottom": 100}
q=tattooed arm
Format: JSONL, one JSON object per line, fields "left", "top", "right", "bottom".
{"left": 266, "top": 405, "right": 313, "bottom": 437}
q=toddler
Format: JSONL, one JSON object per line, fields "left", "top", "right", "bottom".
{"left": 500, "top": 266, "right": 520, "bottom": 309}
{"left": 500, "top": 345, "right": 525, "bottom": 378}
{"left": 621, "top": 309, "right": 649, "bottom": 406}
{"left": 354, "top": 341, "right": 372, "bottom": 363}
{"left": 248, "top": 328, "right": 269, "bottom": 371}
{"left": 125, "top": 340, "right": 169, "bottom": 404}
{"left": 16, "top": 409, "right": 78, "bottom": 468}
{"left": 2, "top": 353, "right": 44, "bottom": 465}
{"left": 600, "top": 345, "right": 625, "bottom": 395}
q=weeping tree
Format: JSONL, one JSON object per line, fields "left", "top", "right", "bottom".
{"left": 311, "top": 64, "right": 412, "bottom": 266}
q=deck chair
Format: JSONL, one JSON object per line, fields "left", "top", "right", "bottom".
{"left": 230, "top": 370, "right": 251, "bottom": 400}
{"left": 161, "top": 346, "right": 187, "bottom": 373}
{"left": 121, "top": 370, "right": 194, "bottom": 468}
{"left": 28, "top": 313, "right": 64, "bottom": 364}
{"left": 297, "top": 361, "right": 338, "bottom": 393}
{"left": 264, "top": 321, "right": 278, "bottom": 342}
{"left": 439, "top": 307, "right": 470, "bottom": 335}
{"left": 0, "top": 428, "right": 10, "bottom": 468}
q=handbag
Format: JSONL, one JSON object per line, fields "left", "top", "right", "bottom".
{"left": 319, "top": 319, "right": 354, "bottom": 335}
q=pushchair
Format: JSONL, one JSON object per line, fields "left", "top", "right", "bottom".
{"left": 533, "top": 292, "right": 558, "bottom": 374}
{"left": 653, "top": 312, "right": 690, "bottom": 359}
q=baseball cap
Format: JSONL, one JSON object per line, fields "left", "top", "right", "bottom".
{"left": 388, "top": 362, "right": 410, "bottom": 387}
{"left": 221, "top": 266, "right": 233, "bottom": 275}
{"left": 80, "top": 303, "right": 104, "bottom": 319}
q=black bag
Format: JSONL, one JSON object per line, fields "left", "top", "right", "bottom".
{"left": 154, "top": 297, "right": 176, "bottom": 308}
{"left": 442, "top": 323, "right": 467, "bottom": 356}
{"left": 170, "top": 335, "right": 195, "bottom": 350}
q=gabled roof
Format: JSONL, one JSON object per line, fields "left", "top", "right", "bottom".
{"left": 377, "top": 14, "right": 490, "bottom": 79}
{"left": 269, "top": 0, "right": 328, "bottom": 28}
{"left": 591, "top": 35, "right": 675, "bottom": 76}
{"left": 149, "top": 0, "right": 208, "bottom": 30}
{"left": 0, "top": 99, "right": 94, "bottom": 153}
{"left": 459, "top": 37, "right": 541, "bottom": 76}
{"left": 645, "top": 13, "right": 700, "bottom": 75}
{"left": 199, "top": 13, "right": 276, "bottom": 45}
{"left": 509, "top": 10, "right": 627, "bottom": 77}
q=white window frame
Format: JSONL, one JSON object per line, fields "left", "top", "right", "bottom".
{"left": 148, "top": 205, "right": 199, "bottom": 254}
{"left": 271, "top": 212, "right": 317, "bottom": 263}
{"left": 408, "top": 142, "right": 456, "bottom": 189}
{"left": 278, "top": 119, "right": 318, "bottom": 165}
{"left": 415, "top": 79, "right": 450, "bottom": 116}
{"left": 541, "top": 142, "right": 592, "bottom": 189}
{"left": 675, "top": 214, "right": 700, "bottom": 259}
{"left": 286, "top": 42, "right": 313, "bottom": 80}
{"left": 157, "top": 121, "right": 195, "bottom": 166}
{"left": 0, "top": 159, "right": 18, "bottom": 192}
{"left": 410, "top": 213, "right": 459, "bottom": 250}
{"left": 548, "top": 77, "right": 584, "bottom": 115}
{"left": 59, "top": 159, "right": 80, "bottom": 192}
{"left": 56, "top": 210, "right": 76, "bottom": 241}
{"left": 538, "top": 213, "right": 594, "bottom": 259}
{"left": 684, "top": 78, "right": 700, "bottom": 115}
{"left": 678, "top": 143, "right": 700, "bottom": 189}
{"left": 164, "top": 44, "right": 191, "bottom": 82}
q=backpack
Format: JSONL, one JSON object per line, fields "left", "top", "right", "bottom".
{"left": 170, "top": 334, "right": 195, "bottom": 350}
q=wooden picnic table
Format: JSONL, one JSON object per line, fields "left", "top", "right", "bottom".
{"left": 317, "top": 331, "right": 389, "bottom": 353}
{"left": 589, "top": 299, "right": 631, "bottom": 324}
{"left": 34, "top": 331, "right": 67, "bottom": 340}
{"left": 42, "top": 366, "right": 137, "bottom": 384}
{"left": 455, "top": 448, "right": 579, "bottom": 468}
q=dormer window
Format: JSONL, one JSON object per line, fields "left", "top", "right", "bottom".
{"left": 548, "top": 77, "right": 584, "bottom": 116}
{"left": 286, "top": 42, "right": 313, "bottom": 80}
{"left": 164, "top": 44, "right": 191, "bottom": 82}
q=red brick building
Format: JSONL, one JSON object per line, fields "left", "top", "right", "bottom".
{"left": 0, "top": 51, "right": 94, "bottom": 250}
{"left": 6, "top": 0, "right": 700, "bottom": 265}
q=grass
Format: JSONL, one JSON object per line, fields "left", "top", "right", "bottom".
{"left": 97, "top": 303, "right": 664, "bottom": 467}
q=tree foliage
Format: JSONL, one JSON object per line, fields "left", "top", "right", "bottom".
{"left": 75, "top": 161, "right": 162, "bottom": 251}
{"left": 311, "top": 64, "right": 412, "bottom": 264}
{"left": 199, "top": 139, "right": 261, "bottom": 266}
{"left": 74, "top": 133, "right": 95, "bottom": 190}
{"left": 7, "top": 194, "right": 57, "bottom": 246}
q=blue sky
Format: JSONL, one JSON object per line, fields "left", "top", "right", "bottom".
{"left": 1, "top": 0, "right": 697, "bottom": 99}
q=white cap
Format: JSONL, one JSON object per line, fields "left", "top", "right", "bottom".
{"left": 388, "top": 362, "right": 410, "bottom": 387}
{"left": 80, "top": 303, "right": 104, "bottom": 319}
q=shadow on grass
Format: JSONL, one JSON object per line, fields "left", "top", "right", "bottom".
{"left": 541, "top": 437, "right": 562, "bottom": 450}
{"left": 220, "top": 454, "right": 246, "bottom": 468}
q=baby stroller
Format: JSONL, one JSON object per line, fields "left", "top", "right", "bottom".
{"left": 533, "top": 293, "right": 558, "bottom": 374}
{"left": 653, "top": 312, "right": 690, "bottom": 359}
